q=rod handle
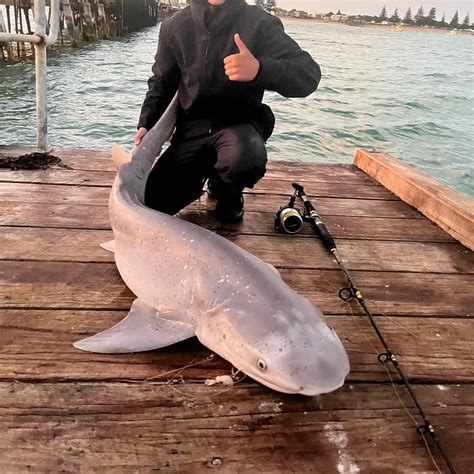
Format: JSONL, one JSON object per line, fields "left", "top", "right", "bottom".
{"left": 313, "top": 218, "right": 337, "bottom": 252}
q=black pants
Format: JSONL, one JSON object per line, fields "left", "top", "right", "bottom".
{"left": 145, "top": 122, "right": 268, "bottom": 215}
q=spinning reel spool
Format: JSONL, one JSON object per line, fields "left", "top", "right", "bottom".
{"left": 274, "top": 183, "right": 306, "bottom": 234}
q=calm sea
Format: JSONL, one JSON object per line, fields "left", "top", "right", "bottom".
{"left": 1, "top": 20, "right": 473, "bottom": 198}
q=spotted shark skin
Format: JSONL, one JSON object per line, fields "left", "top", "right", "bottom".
{"left": 73, "top": 95, "right": 350, "bottom": 395}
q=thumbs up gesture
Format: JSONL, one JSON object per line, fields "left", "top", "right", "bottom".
{"left": 224, "top": 34, "right": 260, "bottom": 82}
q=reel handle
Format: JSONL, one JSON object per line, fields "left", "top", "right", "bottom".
{"left": 292, "top": 182, "right": 336, "bottom": 252}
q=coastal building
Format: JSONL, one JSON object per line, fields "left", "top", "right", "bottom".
{"left": 289, "top": 9, "right": 310, "bottom": 18}
{"left": 273, "top": 7, "right": 288, "bottom": 17}
{"left": 330, "top": 14, "right": 349, "bottom": 22}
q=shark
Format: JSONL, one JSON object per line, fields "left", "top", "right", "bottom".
{"left": 73, "top": 95, "right": 350, "bottom": 396}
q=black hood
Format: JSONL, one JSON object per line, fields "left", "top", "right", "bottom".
{"left": 190, "top": 0, "right": 245, "bottom": 34}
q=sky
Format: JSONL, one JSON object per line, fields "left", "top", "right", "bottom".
{"left": 271, "top": 1, "right": 472, "bottom": 18}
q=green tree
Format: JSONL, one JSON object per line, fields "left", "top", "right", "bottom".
{"left": 336, "top": 9, "right": 342, "bottom": 15}
{"left": 404, "top": 7, "right": 413, "bottom": 24}
{"left": 449, "top": 10, "right": 459, "bottom": 28}
{"left": 391, "top": 8, "right": 400, "bottom": 22}
{"left": 462, "top": 13, "right": 470, "bottom": 28}
{"left": 414, "top": 6, "right": 425, "bottom": 24}
{"left": 425, "top": 7, "right": 436, "bottom": 26}
{"left": 255, "top": 0, "right": 277, "bottom": 11}
{"left": 379, "top": 5, "right": 388, "bottom": 21}
{"left": 440, "top": 13, "right": 447, "bottom": 26}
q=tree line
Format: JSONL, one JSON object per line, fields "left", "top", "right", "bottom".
{"left": 377, "top": 5, "right": 471, "bottom": 28}
{"left": 254, "top": 1, "right": 471, "bottom": 29}
{"left": 255, "top": 0, "right": 276, "bottom": 10}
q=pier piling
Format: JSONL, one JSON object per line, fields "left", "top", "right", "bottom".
{"left": 0, "top": 0, "right": 163, "bottom": 60}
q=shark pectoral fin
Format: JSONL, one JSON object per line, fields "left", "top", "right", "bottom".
{"left": 73, "top": 299, "right": 195, "bottom": 354}
{"left": 100, "top": 240, "right": 115, "bottom": 253}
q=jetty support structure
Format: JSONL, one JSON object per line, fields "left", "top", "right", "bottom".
{"left": 0, "top": 0, "right": 162, "bottom": 60}
{"left": 0, "top": 0, "right": 60, "bottom": 150}
{"left": 0, "top": 145, "right": 472, "bottom": 472}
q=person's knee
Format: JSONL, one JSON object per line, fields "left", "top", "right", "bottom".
{"left": 217, "top": 127, "right": 268, "bottom": 188}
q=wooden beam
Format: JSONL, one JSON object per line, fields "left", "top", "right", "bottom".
{"left": 353, "top": 149, "right": 474, "bottom": 250}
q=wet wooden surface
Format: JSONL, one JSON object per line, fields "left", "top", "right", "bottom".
{"left": 0, "top": 145, "right": 473, "bottom": 473}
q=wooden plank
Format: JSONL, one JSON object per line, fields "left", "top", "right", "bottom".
{"left": 0, "top": 170, "right": 389, "bottom": 202}
{"left": 0, "top": 145, "right": 112, "bottom": 167}
{"left": 0, "top": 205, "right": 454, "bottom": 243}
{"left": 354, "top": 149, "right": 474, "bottom": 250}
{"left": 0, "top": 186, "right": 422, "bottom": 221}
{"left": 1, "top": 227, "right": 471, "bottom": 274}
{"left": 0, "top": 169, "right": 114, "bottom": 187}
{"left": 183, "top": 210, "right": 455, "bottom": 242}
{"left": 1, "top": 309, "right": 473, "bottom": 382}
{"left": 0, "top": 261, "right": 471, "bottom": 317}
{"left": 248, "top": 178, "right": 397, "bottom": 200}
{"left": 0, "top": 174, "right": 397, "bottom": 200}
{"left": 1, "top": 146, "right": 377, "bottom": 185}
{"left": 0, "top": 201, "right": 110, "bottom": 229}
{"left": 1, "top": 381, "right": 471, "bottom": 472}
{"left": 229, "top": 235, "right": 473, "bottom": 274}
{"left": 0, "top": 181, "right": 400, "bottom": 208}
{"left": 0, "top": 181, "right": 109, "bottom": 205}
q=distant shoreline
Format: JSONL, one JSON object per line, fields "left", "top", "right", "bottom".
{"left": 280, "top": 17, "right": 472, "bottom": 36}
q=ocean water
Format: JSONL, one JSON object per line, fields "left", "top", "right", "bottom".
{"left": 0, "top": 20, "right": 473, "bottom": 198}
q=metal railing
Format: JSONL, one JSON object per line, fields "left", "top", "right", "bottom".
{"left": 0, "top": 0, "right": 60, "bottom": 150}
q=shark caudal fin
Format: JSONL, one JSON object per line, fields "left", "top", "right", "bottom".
{"left": 111, "top": 143, "right": 131, "bottom": 171}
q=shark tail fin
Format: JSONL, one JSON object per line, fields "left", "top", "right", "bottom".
{"left": 111, "top": 143, "right": 131, "bottom": 171}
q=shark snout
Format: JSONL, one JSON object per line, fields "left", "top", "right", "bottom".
{"left": 280, "top": 332, "right": 350, "bottom": 396}
{"left": 302, "top": 338, "right": 350, "bottom": 395}
{"left": 301, "top": 353, "right": 350, "bottom": 395}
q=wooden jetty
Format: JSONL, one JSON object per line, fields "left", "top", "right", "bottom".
{"left": 0, "top": 145, "right": 473, "bottom": 472}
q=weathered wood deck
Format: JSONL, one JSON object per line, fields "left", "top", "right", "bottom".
{"left": 1, "top": 145, "right": 473, "bottom": 473}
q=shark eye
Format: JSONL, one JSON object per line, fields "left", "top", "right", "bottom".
{"left": 257, "top": 358, "right": 267, "bottom": 370}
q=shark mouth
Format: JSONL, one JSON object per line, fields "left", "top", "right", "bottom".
{"left": 245, "top": 370, "right": 346, "bottom": 396}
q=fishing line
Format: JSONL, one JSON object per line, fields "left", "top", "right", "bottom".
{"left": 346, "top": 303, "right": 442, "bottom": 473}
{"left": 277, "top": 182, "right": 456, "bottom": 474}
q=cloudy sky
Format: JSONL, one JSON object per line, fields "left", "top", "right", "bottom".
{"left": 271, "top": 1, "right": 471, "bottom": 18}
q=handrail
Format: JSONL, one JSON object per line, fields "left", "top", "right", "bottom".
{"left": 0, "top": 0, "right": 61, "bottom": 150}
{"left": 0, "top": 32, "right": 42, "bottom": 43}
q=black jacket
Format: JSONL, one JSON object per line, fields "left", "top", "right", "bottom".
{"left": 138, "top": 0, "right": 321, "bottom": 140}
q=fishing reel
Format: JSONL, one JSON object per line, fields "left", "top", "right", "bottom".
{"left": 274, "top": 183, "right": 307, "bottom": 234}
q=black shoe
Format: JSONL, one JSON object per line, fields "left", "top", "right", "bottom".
{"left": 214, "top": 193, "right": 244, "bottom": 223}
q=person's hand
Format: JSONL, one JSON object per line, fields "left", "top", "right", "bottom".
{"left": 224, "top": 34, "right": 260, "bottom": 82}
{"left": 134, "top": 127, "right": 148, "bottom": 145}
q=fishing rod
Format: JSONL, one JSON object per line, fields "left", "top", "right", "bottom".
{"left": 275, "top": 182, "right": 456, "bottom": 474}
